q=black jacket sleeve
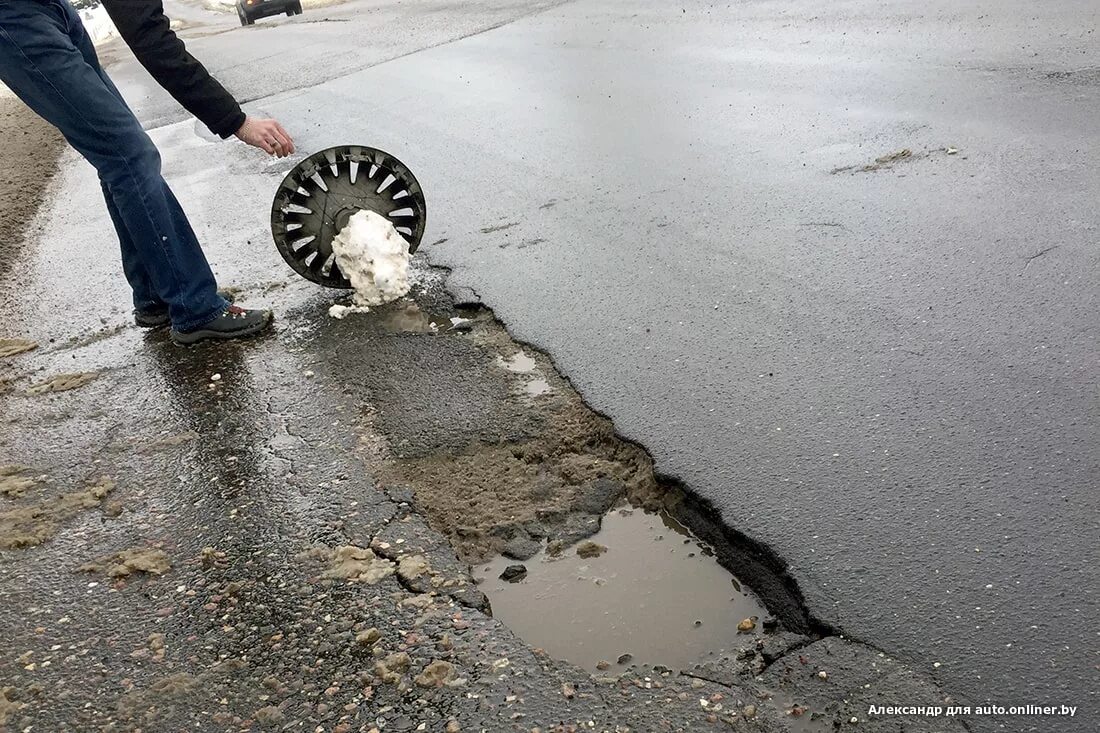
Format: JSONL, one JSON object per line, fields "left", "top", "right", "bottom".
{"left": 101, "top": 0, "right": 246, "bottom": 138}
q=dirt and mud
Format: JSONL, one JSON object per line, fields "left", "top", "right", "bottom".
{"left": 25, "top": 371, "right": 99, "bottom": 395}
{"left": 371, "top": 330, "right": 666, "bottom": 565}
{"left": 0, "top": 465, "right": 38, "bottom": 498}
{"left": 0, "top": 339, "right": 38, "bottom": 358}
{"left": 0, "top": 91, "right": 63, "bottom": 278}
{"left": 0, "top": 476, "right": 115, "bottom": 549}
{"left": 79, "top": 546, "right": 172, "bottom": 577}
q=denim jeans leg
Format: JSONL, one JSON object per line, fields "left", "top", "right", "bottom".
{"left": 83, "top": 35, "right": 166, "bottom": 315}
{"left": 0, "top": 0, "right": 227, "bottom": 331}
{"left": 99, "top": 179, "right": 163, "bottom": 314}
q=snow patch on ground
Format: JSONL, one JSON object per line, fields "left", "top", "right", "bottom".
{"left": 80, "top": 6, "right": 118, "bottom": 46}
{"left": 204, "top": 0, "right": 345, "bottom": 12}
{"left": 328, "top": 210, "right": 412, "bottom": 318}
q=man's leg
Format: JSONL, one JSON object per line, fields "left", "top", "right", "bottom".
{"left": 82, "top": 35, "right": 170, "bottom": 319}
{"left": 100, "top": 180, "right": 164, "bottom": 316}
{"left": 0, "top": 0, "right": 226, "bottom": 331}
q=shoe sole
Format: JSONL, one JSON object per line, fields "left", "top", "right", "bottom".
{"left": 170, "top": 312, "right": 273, "bottom": 345}
{"left": 136, "top": 291, "right": 237, "bottom": 331}
{"left": 136, "top": 316, "right": 170, "bottom": 329}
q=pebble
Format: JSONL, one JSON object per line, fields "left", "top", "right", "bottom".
{"left": 575, "top": 541, "right": 607, "bottom": 559}
{"left": 356, "top": 628, "right": 382, "bottom": 647}
{"left": 210, "top": 373, "right": 221, "bottom": 382}
{"left": 499, "top": 564, "right": 528, "bottom": 583}
{"left": 384, "top": 652, "right": 411, "bottom": 673}
{"left": 253, "top": 706, "right": 284, "bottom": 726}
{"left": 414, "top": 660, "right": 456, "bottom": 688}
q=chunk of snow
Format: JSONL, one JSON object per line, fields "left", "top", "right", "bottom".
{"left": 330, "top": 210, "right": 411, "bottom": 311}
{"left": 328, "top": 304, "right": 369, "bottom": 319}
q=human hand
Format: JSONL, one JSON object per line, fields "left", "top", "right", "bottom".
{"left": 234, "top": 116, "right": 296, "bottom": 157}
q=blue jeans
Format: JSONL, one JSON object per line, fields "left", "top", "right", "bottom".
{"left": 0, "top": 0, "right": 227, "bottom": 330}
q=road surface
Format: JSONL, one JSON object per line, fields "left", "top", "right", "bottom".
{"left": 5, "top": 0, "right": 1099, "bottom": 730}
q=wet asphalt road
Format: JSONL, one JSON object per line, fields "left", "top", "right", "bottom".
{"left": 0, "top": 52, "right": 964, "bottom": 728}
{"left": 4, "top": 0, "right": 1098, "bottom": 730}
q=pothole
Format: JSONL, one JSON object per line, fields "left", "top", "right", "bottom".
{"left": 474, "top": 502, "right": 769, "bottom": 674}
{"left": 346, "top": 267, "right": 822, "bottom": 675}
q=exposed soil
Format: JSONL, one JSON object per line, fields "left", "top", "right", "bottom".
{"left": 829, "top": 146, "right": 957, "bottom": 174}
{"left": 25, "top": 371, "right": 99, "bottom": 395}
{"left": 373, "top": 317, "right": 667, "bottom": 564}
{"left": 319, "top": 545, "right": 396, "bottom": 584}
{"left": 0, "top": 476, "right": 115, "bottom": 549}
{"left": 351, "top": 298, "right": 822, "bottom": 636}
{"left": 0, "top": 338, "right": 38, "bottom": 357}
{"left": 0, "top": 92, "right": 63, "bottom": 278}
{"left": 79, "top": 546, "right": 172, "bottom": 577}
{"left": 0, "top": 688, "right": 20, "bottom": 727}
{"left": 0, "top": 465, "right": 39, "bottom": 498}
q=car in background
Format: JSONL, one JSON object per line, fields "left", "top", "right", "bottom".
{"left": 236, "top": 0, "right": 303, "bottom": 26}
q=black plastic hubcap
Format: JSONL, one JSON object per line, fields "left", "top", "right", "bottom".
{"left": 270, "top": 146, "right": 427, "bottom": 289}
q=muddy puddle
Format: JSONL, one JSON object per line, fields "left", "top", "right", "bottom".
{"left": 475, "top": 503, "right": 768, "bottom": 674}
{"left": 497, "top": 350, "right": 552, "bottom": 396}
{"left": 347, "top": 300, "right": 473, "bottom": 334}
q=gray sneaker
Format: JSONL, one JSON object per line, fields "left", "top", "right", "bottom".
{"left": 170, "top": 305, "right": 273, "bottom": 345}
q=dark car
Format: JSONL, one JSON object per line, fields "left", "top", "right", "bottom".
{"left": 236, "top": 0, "right": 303, "bottom": 26}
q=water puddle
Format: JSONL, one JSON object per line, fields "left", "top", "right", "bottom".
{"left": 524, "top": 378, "right": 552, "bottom": 397}
{"left": 365, "top": 301, "right": 471, "bottom": 334}
{"left": 475, "top": 505, "right": 768, "bottom": 674}
{"left": 497, "top": 351, "right": 537, "bottom": 373}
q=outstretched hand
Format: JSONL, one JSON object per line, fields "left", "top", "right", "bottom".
{"left": 235, "top": 116, "right": 296, "bottom": 157}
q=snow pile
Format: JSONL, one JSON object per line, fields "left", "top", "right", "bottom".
{"left": 205, "top": 0, "right": 343, "bottom": 11}
{"left": 327, "top": 210, "right": 411, "bottom": 318}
